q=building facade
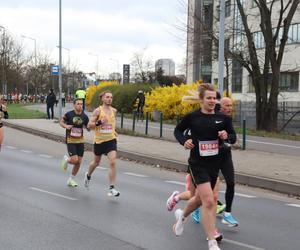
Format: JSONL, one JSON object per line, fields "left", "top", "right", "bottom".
{"left": 186, "top": 0, "right": 214, "bottom": 84}
{"left": 155, "top": 59, "right": 175, "bottom": 76}
{"left": 187, "top": 0, "right": 300, "bottom": 101}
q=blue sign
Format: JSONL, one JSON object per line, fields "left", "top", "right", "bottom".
{"left": 51, "top": 65, "right": 59, "bottom": 76}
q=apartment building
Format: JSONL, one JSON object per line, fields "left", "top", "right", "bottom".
{"left": 187, "top": 0, "right": 300, "bottom": 101}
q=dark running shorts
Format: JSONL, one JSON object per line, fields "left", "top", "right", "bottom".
{"left": 187, "top": 161, "right": 219, "bottom": 189}
{"left": 94, "top": 139, "right": 117, "bottom": 156}
{"left": 67, "top": 143, "right": 84, "bottom": 157}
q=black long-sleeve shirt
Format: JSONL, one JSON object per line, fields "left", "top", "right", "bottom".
{"left": 174, "top": 109, "right": 236, "bottom": 165}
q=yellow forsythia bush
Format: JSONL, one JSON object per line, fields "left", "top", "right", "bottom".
{"left": 144, "top": 82, "right": 203, "bottom": 119}
{"left": 85, "top": 81, "right": 119, "bottom": 108}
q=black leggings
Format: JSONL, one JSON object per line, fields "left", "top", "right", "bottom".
{"left": 220, "top": 152, "right": 235, "bottom": 212}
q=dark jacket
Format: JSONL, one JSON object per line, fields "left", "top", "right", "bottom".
{"left": 46, "top": 91, "right": 56, "bottom": 106}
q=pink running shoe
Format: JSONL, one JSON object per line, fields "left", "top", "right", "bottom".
{"left": 166, "top": 191, "right": 179, "bottom": 211}
{"left": 207, "top": 228, "right": 223, "bottom": 242}
{"left": 185, "top": 174, "right": 191, "bottom": 191}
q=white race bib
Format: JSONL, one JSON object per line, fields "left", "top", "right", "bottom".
{"left": 100, "top": 124, "right": 113, "bottom": 134}
{"left": 199, "top": 140, "right": 219, "bottom": 156}
{"left": 70, "top": 127, "right": 82, "bottom": 138}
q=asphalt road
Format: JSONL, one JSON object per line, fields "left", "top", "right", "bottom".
{"left": 28, "top": 103, "right": 300, "bottom": 156}
{"left": 1, "top": 127, "right": 300, "bottom": 250}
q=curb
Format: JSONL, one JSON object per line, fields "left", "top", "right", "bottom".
{"left": 4, "top": 121, "right": 300, "bottom": 196}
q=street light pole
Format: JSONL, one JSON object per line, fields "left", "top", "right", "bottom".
{"left": 58, "top": 0, "right": 63, "bottom": 119}
{"left": 0, "top": 26, "right": 6, "bottom": 96}
{"left": 218, "top": 0, "right": 225, "bottom": 97}
{"left": 21, "top": 34, "right": 37, "bottom": 100}
{"left": 57, "top": 45, "right": 70, "bottom": 97}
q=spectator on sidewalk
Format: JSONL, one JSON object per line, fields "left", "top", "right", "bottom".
{"left": 62, "top": 92, "right": 66, "bottom": 107}
{"left": 46, "top": 89, "right": 56, "bottom": 119}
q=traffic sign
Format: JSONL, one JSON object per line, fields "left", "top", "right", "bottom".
{"left": 51, "top": 65, "right": 59, "bottom": 76}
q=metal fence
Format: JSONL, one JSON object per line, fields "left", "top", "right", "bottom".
{"left": 234, "top": 101, "right": 300, "bottom": 134}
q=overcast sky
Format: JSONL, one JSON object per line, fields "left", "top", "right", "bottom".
{"left": 0, "top": 0, "right": 187, "bottom": 77}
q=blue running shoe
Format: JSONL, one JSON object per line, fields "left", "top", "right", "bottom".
{"left": 192, "top": 208, "right": 201, "bottom": 223}
{"left": 222, "top": 213, "right": 239, "bottom": 227}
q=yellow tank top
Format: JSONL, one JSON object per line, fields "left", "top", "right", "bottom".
{"left": 94, "top": 106, "right": 117, "bottom": 144}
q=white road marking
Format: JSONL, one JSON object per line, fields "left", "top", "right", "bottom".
{"left": 5, "top": 146, "right": 17, "bottom": 149}
{"left": 38, "top": 154, "right": 53, "bottom": 158}
{"left": 223, "top": 239, "right": 266, "bottom": 250}
{"left": 244, "top": 139, "right": 300, "bottom": 149}
{"left": 97, "top": 166, "right": 108, "bottom": 170}
{"left": 124, "top": 172, "right": 148, "bottom": 178}
{"left": 20, "top": 150, "right": 33, "bottom": 154}
{"left": 29, "top": 187, "right": 78, "bottom": 201}
{"left": 286, "top": 203, "right": 300, "bottom": 208}
{"left": 165, "top": 180, "right": 186, "bottom": 186}
{"left": 219, "top": 191, "right": 256, "bottom": 198}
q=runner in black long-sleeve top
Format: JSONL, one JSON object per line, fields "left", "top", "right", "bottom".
{"left": 172, "top": 84, "right": 235, "bottom": 250}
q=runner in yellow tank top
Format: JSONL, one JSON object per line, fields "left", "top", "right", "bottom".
{"left": 94, "top": 105, "right": 117, "bottom": 144}
{"left": 84, "top": 90, "right": 120, "bottom": 197}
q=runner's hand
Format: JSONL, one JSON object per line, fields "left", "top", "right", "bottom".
{"left": 65, "top": 125, "right": 73, "bottom": 130}
{"left": 101, "top": 116, "right": 108, "bottom": 124}
{"left": 218, "top": 130, "right": 228, "bottom": 140}
{"left": 184, "top": 139, "right": 194, "bottom": 149}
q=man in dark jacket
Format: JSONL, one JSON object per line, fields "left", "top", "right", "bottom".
{"left": 46, "top": 89, "right": 56, "bottom": 119}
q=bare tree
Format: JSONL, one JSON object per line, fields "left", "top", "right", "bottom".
{"left": 234, "top": 0, "right": 300, "bottom": 131}
{"left": 130, "top": 48, "right": 155, "bottom": 83}
{"left": 185, "top": 0, "right": 300, "bottom": 131}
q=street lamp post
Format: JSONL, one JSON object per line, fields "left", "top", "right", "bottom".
{"left": 218, "top": 0, "right": 225, "bottom": 96}
{"left": 58, "top": 0, "right": 63, "bottom": 119}
{"left": 21, "top": 34, "right": 37, "bottom": 100}
{"left": 89, "top": 52, "right": 99, "bottom": 79}
{"left": 57, "top": 45, "right": 70, "bottom": 97}
{"left": 0, "top": 25, "right": 6, "bottom": 97}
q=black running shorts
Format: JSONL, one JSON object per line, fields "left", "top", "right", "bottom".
{"left": 94, "top": 139, "right": 117, "bottom": 156}
{"left": 67, "top": 143, "right": 84, "bottom": 157}
{"left": 187, "top": 161, "right": 219, "bottom": 189}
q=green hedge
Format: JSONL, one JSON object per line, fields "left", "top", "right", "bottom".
{"left": 90, "top": 83, "right": 157, "bottom": 113}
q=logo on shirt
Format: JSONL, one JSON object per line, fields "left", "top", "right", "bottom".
{"left": 73, "top": 116, "right": 83, "bottom": 126}
{"left": 215, "top": 120, "right": 223, "bottom": 124}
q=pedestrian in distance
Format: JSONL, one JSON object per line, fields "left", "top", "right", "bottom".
{"left": 62, "top": 92, "right": 66, "bottom": 107}
{"left": 172, "top": 84, "right": 236, "bottom": 250}
{"left": 84, "top": 90, "right": 120, "bottom": 197}
{"left": 60, "top": 98, "right": 89, "bottom": 187}
{"left": 0, "top": 98, "right": 9, "bottom": 152}
{"left": 133, "top": 90, "right": 145, "bottom": 121}
{"left": 46, "top": 89, "right": 56, "bottom": 119}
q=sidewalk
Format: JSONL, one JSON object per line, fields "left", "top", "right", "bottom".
{"left": 4, "top": 119, "right": 300, "bottom": 196}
